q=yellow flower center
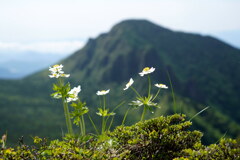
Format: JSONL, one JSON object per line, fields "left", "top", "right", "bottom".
{"left": 53, "top": 64, "right": 59, "bottom": 68}
{"left": 101, "top": 90, "right": 106, "bottom": 92}
{"left": 143, "top": 67, "right": 150, "bottom": 72}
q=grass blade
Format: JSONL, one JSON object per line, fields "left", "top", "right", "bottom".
{"left": 166, "top": 70, "right": 177, "bottom": 113}
{"left": 189, "top": 106, "right": 209, "bottom": 121}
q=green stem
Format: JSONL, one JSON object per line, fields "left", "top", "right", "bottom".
{"left": 189, "top": 106, "right": 209, "bottom": 121}
{"left": 105, "top": 101, "right": 125, "bottom": 126}
{"left": 108, "top": 116, "right": 115, "bottom": 131}
{"left": 215, "top": 130, "right": 228, "bottom": 144}
{"left": 79, "top": 118, "right": 83, "bottom": 136}
{"left": 57, "top": 78, "right": 63, "bottom": 87}
{"left": 130, "top": 86, "right": 141, "bottom": 98}
{"left": 152, "top": 89, "right": 160, "bottom": 101}
{"left": 148, "top": 75, "right": 151, "bottom": 97}
{"left": 62, "top": 99, "right": 73, "bottom": 135}
{"left": 112, "top": 101, "right": 125, "bottom": 112}
{"left": 103, "top": 96, "right": 106, "bottom": 110}
{"left": 141, "top": 106, "right": 147, "bottom": 121}
{"left": 87, "top": 113, "right": 99, "bottom": 135}
{"left": 122, "top": 108, "right": 130, "bottom": 125}
{"left": 102, "top": 117, "right": 105, "bottom": 134}
{"left": 102, "top": 96, "right": 106, "bottom": 134}
{"left": 58, "top": 77, "right": 73, "bottom": 135}
{"left": 167, "top": 71, "right": 177, "bottom": 113}
{"left": 81, "top": 115, "right": 85, "bottom": 136}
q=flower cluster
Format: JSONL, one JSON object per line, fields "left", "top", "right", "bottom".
{"left": 49, "top": 64, "right": 169, "bottom": 134}
{"left": 123, "top": 66, "right": 168, "bottom": 120}
{"left": 49, "top": 64, "right": 86, "bottom": 136}
{"left": 52, "top": 85, "right": 81, "bottom": 103}
{"left": 129, "top": 96, "right": 157, "bottom": 108}
{"left": 66, "top": 85, "right": 81, "bottom": 103}
{"left": 49, "top": 64, "right": 70, "bottom": 78}
{"left": 124, "top": 67, "right": 168, "bottom": 92}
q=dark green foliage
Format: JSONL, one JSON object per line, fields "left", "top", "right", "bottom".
{"left": 1, "top": 114, "right": 239, "bottom": 159}
{"left": 110, "top": 114, "right": 202, "bottom": 159}
{"left": 177, "top": 138, "right": 240, "bottom": 160}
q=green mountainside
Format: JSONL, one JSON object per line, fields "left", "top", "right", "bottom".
{"left": 0, "top": 19, "right": 240, "bottom": 145}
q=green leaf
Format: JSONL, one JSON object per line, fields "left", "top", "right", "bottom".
{"left": 52, "top": 83, "right": 60, "bottom": 91}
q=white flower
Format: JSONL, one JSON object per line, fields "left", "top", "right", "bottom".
{"left": 123, "top": 78, "right": 134, "bottom": 90}
{"left": 68, "top": 85, "right": 81, "bottom": 95}
{"left": 49, "top": 73, "right": 60, "bottom": 78}
{"left": 96, "top": 89, "right": 110, "bottom": 96}
{"left": 129, "top": 100, "right": 143, "bottom": 107}
{"left": 60, "top": 74, "right": 70, "bottom": 78}
{"left": 139, "top": 67, "right": 155, "bottom": 76}
{"left": 66, "top": 97, "right": 78, "bottom": 103}
{"left": 48, "top": 64, "right": 70, "bottom": 78}
{"left": 49, "top": 64, "right": 63, "bottom": 73}
{"left": 155, "top": 83, "right": 168, "bottom": 89}
{"left": 66, "top": 85, "right": 81, "bottom": 103}
{"left": 49, "top": 73, "right": 70, "bottom": 78}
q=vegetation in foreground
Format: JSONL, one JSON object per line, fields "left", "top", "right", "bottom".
{"left": 0, "top": 114, "right": 239, "bottom": 159}
{"left": 1, "top": 64, "right": 240, "bottom": 159}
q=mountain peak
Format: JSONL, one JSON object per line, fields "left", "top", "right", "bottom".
{"left": 110, "top": 19, "right": 171, "bottom": 35}
{"left": 113, "top": 19, "right": 157, "bottom": 27}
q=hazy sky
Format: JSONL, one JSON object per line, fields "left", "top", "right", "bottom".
{"left": 0, "top": 0, "right": 240, "bottom": 54}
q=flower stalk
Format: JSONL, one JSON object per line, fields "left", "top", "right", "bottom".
{"left": 141, "top": 105, "right": 147, "bottom": 121}
{"left": 148, "top": 75, "right": 151, "bottom": 97}
{"left": 96, "top": 89, "right": 115, "bottom": 134}
{"left": 62, "top": 98, "right": 73, "bottom": 135}
{"left": 128, "top": 67, "right": 168, "bottom": 121}
{"left": 49, "top": 64, "right": 168, "bottom": 137}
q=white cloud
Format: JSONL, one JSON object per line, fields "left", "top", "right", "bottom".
{"left": 0, "top": 41, "right": 85, "bottom": 54}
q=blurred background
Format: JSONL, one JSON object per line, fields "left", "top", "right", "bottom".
{"left": 0, "top": 0, "right": 239, "bottom": 78}
{"left": 0, "top": 0, "right": 240, "bottom": 145}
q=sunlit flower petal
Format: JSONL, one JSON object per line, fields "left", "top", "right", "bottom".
{"left": 49, "top": 64, "right": 63, "bottom": 72}
{"left": 49, "top": 73, "right": 58, "bottom": 78}
{"left": 68, "top": 85, "right": 81, "bottom": 95}
{"left": 61, "top": 74, "right": 70, "bottom": 78}
{"left": 129, "top": 100, "right": 143, "bottom": 107}
{"left": 96, "top": 89, "right": 110, "bottom": 96}
{"left": 155, "top": 83, "right": 168, "bottom": 89}
{"left": 66, "top": 97, "right": 78, "bottom": 103}
{"left": 66, "top": 85, "right": 81, "bottom": 103}
{"left": 48, "top": 64, "right": 70, "bottom": 78}
{"left": 139, "top": 67, "right": 155, "bottom": 76}
{"left": 123, "top": 78, "right": 134, "bottom": 90}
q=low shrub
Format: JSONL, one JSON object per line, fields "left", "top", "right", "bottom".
{"left": 1, "top": 114, "right": 239, "bottom": 159}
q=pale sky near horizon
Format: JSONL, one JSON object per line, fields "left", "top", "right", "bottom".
{"left": 0, "top": 0, "right": 240, "bottom": 54}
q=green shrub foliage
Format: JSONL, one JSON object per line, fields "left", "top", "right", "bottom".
{"left": 177, "top": 138, "right": 240, "bottom": 160}
{"left": 1, "top": 114, "right": 239, "bottom": 159}
{"left": 110, "top": 114, "right": 202, "bottom": 159}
